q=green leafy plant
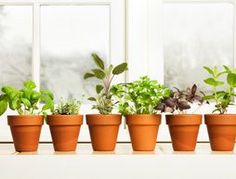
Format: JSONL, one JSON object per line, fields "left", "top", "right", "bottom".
{"left": 84, "top": 53, "right": 128, "bottom": 114}
{"left": 0, "top": 80, "right": 54, "bottom": 115}
{"left": 53, "top": 98, "right": 81, "bottom": 115}
{"left": 203, "top": 65, "right": 236, "bottom": 114}
{"left": 156, "top": 84, "right": 203, "bottom": 113}
{"left": 112, "top": 76, "right": 171, "bottom": 115}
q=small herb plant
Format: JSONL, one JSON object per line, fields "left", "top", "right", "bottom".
{"left": 53, "top": 98, "right": 81, "bottom": 115}
{"left": 112, "top": 76, "right": 171, "bottom": 115}
{"left": 203, "top": 65, "right": 236, "bottom": 114}
{"left": 84, "top": 53, "right": 128, "bottom": 114}
{"left": 0, "top": 80, "right": 54, "bottom": 116}
{"left": 156, "top": 84, "right": 203, "bottom": 113}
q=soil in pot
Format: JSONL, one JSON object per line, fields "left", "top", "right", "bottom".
{"left": 126, "top": 114, "right": 161, "bottom": 151}
{"left": 8, "top": 115, "right": 44, "bottom": 152}
{"left": 205, "top": 114, "right": 236, "bottom": 151}
{"left": 166, "top": 114, "right": 202, "bottom": 151}
{"left": 86, "top": 114, "right": 121, "bottom": 151}
{"left": 47, "top": 115, "right": 83, "bottom": 151}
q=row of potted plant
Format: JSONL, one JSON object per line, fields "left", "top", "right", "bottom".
{"left": 0, "top": 54, "right": 236, "bottom": 152}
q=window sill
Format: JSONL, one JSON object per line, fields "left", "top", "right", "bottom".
{"left": 1, "top": 143, "right": 236, "bottom": 179}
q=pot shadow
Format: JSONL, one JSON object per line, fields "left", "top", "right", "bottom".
{"left": 92, "top": 151, "right": 116, "bottom": 155}
{"left": 132, "top": 151, "right": 156, "bottom": 155}
{"left": 53, "top": 151, "right": 77, "bottom": 155}
{"left": 171, "top": 151, "right": 196, "bottom": 155}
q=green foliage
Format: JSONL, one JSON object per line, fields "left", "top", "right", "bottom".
{"left": 0, "top": 80, "right": 54, "bottom": 115}
{"left": 84, "top": 53, "right": 128, "bottom": 114}
{"left": 203, "top": 66, "right": 236, "bottom": 114}
{"left": 112, "top": 76, "right": 171, "bottom": 115}
{"left": 53, "top": 98, "right": 81, "bottom": 115}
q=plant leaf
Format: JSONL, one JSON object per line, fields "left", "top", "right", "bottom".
{"left": 0, "top": 95, "right": 8, "bottom": 116}
{"left": 203, "top": 66, "right": 214, "bottom": 75}
{"left": 92, "top": 53, "right": 105, "bottom": 70}
{"left": 24, "top": 80, "right": 36, "bottom": 89}
{"left": 22, "top": 98, "right": 31, "bottom": 108}
{"left": 92, "top": 69, "right": 106, "bottom": 79}
{"left": 227, "top": 73, "right": 236, "bottom": 87}
{"left": 112, "top": 63, "right": 128, "bottom": 75}
{"left": 204, "top": 78, "right": 224, "bottom": 87}
{"left": 84, "top": 73, "right": 95, "bottom": 79}
{"left": 40, "top": 90, "right": 54, "bottom": 100}
{"left": 88, "top": 97, "right": 96, "bottom": 101}
{"left": 96, "top": 85, "right": 104, "bottom": 94}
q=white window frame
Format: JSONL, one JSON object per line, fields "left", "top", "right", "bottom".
{"left": 0, "top": 0, "right": 126, "bottom": 142}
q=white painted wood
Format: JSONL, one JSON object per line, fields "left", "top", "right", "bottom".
{"left": 0, "top": 143, "right": 235, "bottom": 179}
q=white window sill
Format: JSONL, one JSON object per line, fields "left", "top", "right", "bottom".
{"left": 1, "top": 143, "right": 236, "bottom": 179}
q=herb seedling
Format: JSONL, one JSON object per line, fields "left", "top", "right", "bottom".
{"left": 0, "top": 80, "right": 54, "bottom": 115}
{"left": 156, "top": 84, "right": 203, "bottom": 113}
{"left": 112, "top": 76, "right": 171, "bottom": 115}
{"left": 203, "top": 66, "right": 236, "bottom": 114}
{"left": 84, "top": 53, "right": 128, "bottom": 114}
{"left": 53, "top": 98, "right": 81, "bottom": 115}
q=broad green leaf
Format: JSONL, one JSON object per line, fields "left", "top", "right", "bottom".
{"left": 9, "top": 98, "right": 20, "bottom": 110}
{"left": 91, "top": 53, "right": 105, "bottom": 70}
{"left": 227, "top": 73, "right": 236, "bottom": 86}
{"left": 204, "top": 78, "right": 224, "bottom": 87}
{"left": 40, "top": 90, "right": 54, "bottom": 100}
{"left": 96, "top": 85, "right": 104, "bottom": 94}
{"left": 84, "top": 73, "right": 95, "bottom": 79}
{"left": 22, "top": 98, "right": 31, "bottom": 108}
{"left": 1, "top": 86, "right": 16, "bottom": 95}
{"left": 31, "top": 91, "right": 41, "bottom": 100}
{"left": 24, "top": 80, "right": 36, "bottom": 89}
{"left": 22, "top": 89, "right": 32, "bottom": 100}
{"left": 203, "top": 66, "right": 214, "bottom": 76}
{"left": 88, "top": 97, "right": 96, "bottom": 101}
{"left": 112, "top": 63, "right": 128, "bottom": 75}
{"left": 91, "top": 69, "right": 106, "bottom": 79}
{"left": 0, "top": 95, "right": 8, "bottom": 116}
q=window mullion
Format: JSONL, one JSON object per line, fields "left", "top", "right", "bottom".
{"left": 32, "top": 2, "right": 41, "bottom": 90}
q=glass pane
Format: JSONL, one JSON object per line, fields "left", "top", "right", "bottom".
{"left": 163, "top": 3, "right": 234, "bottom": 92}
{"left": 0, "top": 6, "right": 32, "bottom": 88}
{"left": 40, "top": 6, "right": 109, "bottom": 101}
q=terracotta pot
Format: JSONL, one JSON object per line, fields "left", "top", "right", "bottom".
{"left": 166, "top": 114, "right": 202, "bottom": 151}
{"left": 8, "top": 115, "right": 44, "bottom": 152}
{"left": 126, "top": 114, "right": 161, "bottom": 151}
{"left": 47, "top": 115, "right": 83, "bottom": 151}
{"left": 86, "top": 114, "right": 121, "bottom": 151}
{"left": 205, "top": 114, "right": 236, "bottom": 151}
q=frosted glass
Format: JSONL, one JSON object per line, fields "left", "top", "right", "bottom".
{"left": 163, "top": 3, "right": 234, "bottom": 92}
{"left": 40, "top": 6, "right": 110, "bottom": 101}
{"left": 0, "top": 6, "right": 32, "bottom": 88}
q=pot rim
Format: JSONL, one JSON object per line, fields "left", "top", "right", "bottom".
{"left": 125, "top": 114, "right": 161, "bottom": 117}
{"left": 48, "top": 114, "right": 83, "bottom": 117}
{"left": 165, "top": 114, "right": 202, "bottom": 117}
{"left": 204, "top": 114, "right": 236, "bottom": 116}
{"left": 86, "top": 114, "right": 121, "bottom": 116}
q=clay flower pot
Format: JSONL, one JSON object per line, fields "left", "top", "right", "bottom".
{"left": 8, "top": 115, "right": 44, "bottom": 152}
{"left": 126, "top": 114, "right": 161, "bottom": 151}
{"left": 166, "top": 114, "right": 202, "bottom": 151}
{"left": 47, "top": 115, "right": 83, "bottom": 151}
{"left": 86, "top": 114, "right": 121, "bottom": 151}
{"left": 205, "top": 114, "right": 236, "bottom": 151}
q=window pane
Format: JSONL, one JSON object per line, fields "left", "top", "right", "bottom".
{"left": 0, "top": 6, "right": 32, "bottom": 87}
{"left": 163, "top": 3, "right": 234, "bottom": 92}
{"left": 40, "top": 6, "right": 109, "bottom": 101}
